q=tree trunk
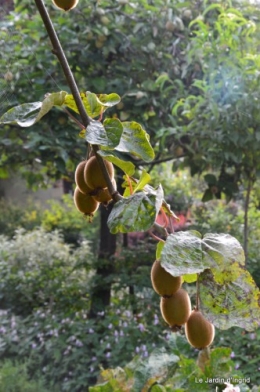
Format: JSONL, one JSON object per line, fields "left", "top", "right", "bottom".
{"left": 88, "top": 203, "right": 116, "bottom": 317}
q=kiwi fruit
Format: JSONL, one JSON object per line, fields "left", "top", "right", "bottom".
{"left": 185, "top": 310, "right": 215, "bottom": 349}
{"left": 151, "top": 260, "right": 182, "bottom": 297}
{"left": 73, "top": 186, "right": 99, "bottom": 215}
{"left": 84, "top": 156, "right": 114, "bottom": 190}
{"left": 92, "top": 179, "right": 117, "bottom": 204}
{"left": 160, "top": 288, "right": 191, "bottom": 328}
{"left": 75, "top": 161, "right": 93, "bottom": 194}
{"left": 52, "top": 0, "right": 79, "bottom": 11}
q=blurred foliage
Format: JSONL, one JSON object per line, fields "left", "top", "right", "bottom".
{"left": 41, "top": 194, "right": 100, "bottom": 248}
{"left": 0, "top": 194, "right": 99, "bottom": 249}
{"left": 0, "top": 303, "right": 172, "bottom": 391}
{"left": 215, "top": 327, "right": 260, "bottom": 388}
{"left": 0, "top": 227, "right": 93, "bottom": 315}
{"left": 150, "top": 166, "right": 203, "bottom": 213}
{"left": 0, "top": 198, "right": 42, "bottom": 237}
{"left": 91, "top": 335, "right": 252, "bottom": 392}
{"left": 0, "top": 359, "right": 51, "bottom": 392}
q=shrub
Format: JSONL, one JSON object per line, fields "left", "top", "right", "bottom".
{"left": 0, "top": 304, "right": 169, "bottom": 391}
{"left": 0, "top": 359, "right": 50, "bottom": 392}
{"left": 41, "top": 194, "right": 100, "bottom": 248}
{"left": 0, "top": 198, "right": 42, "bottom": 238}
{"left": 0, "top": 227, "right": 93, "bottom": 315}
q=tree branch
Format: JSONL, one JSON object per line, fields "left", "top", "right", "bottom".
{"left": 34, "top": 0, "right": 120, "bottom": 200}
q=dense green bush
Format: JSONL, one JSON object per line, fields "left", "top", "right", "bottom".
{"left": 214, "top": 327, "right": 260, "bottom": 388}
{"left": 0, "top": 198, "right": 42, "bottom": 238}
{"left": 0, "top": 359, "right": 51, "bottom": 392}
{"left": 41, "top": 195, "right": 100, "bottom": 248}
{"left": 0, "top": 227, "right": 93, "bottom": 315}
{"left": 0, "top": 304, "right": 169, "bottom": 391}
{"left": 0, "top": 195, "right": 100, "bottom": 249}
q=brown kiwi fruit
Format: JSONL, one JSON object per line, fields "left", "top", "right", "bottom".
{"left": 160, "top": 288, "right": 191, "bottom": 328}
{"left": 185, "top": 310, "right": 215, "bottom": 349}
{"left": 75, "top": 161, "right": 93, "bottom": 194}
{"left": 151, "top": 260, "right": 182, "bottom": 297}
{"left": 73, "top": 186, "right": 99, "bottom": 215}
{"left": 84, "top": 156, "right": 114, "bottom": 190}
{"left": 92, "top": 179, "right": 117, "bottom": 204}
{"left": 52, "top": 0, "right": 79, "bottom": 11}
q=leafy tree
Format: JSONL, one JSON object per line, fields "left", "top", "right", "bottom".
{"left": 157, "top": 1, "right": 260, "bottom": 260}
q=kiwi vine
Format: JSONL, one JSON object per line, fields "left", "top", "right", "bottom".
{"left": 0, "top": 0, "right": 259, "bottom": 372}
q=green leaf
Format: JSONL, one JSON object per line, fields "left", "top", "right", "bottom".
{"left": 64, "top": 92, "right": 120, "bottom": 119}
{"left": 65, "top": 92, "right": 102, "bottom": 118}
{"left": 199, "top": 266, "right": 260, "bottom": 331}
{"left": 126, "top": 348, "right": 179, "bottom": 391}
{"left": 116, "top": 121, "right": 155, "bottom": 162}
{"left": 133, "top": 170, "right": 151, "bottom": 193}
{"left": 202, "top": 233, "right": 245, "bottom": 271}
{"left": 202, "top": 188, "right": 213, "bottom": 202}
{"left": 160, "top": 231, "right": 213, "bottom": 276}
{"left": 150, "top": 385, "right": 166, "bottom": 392}
{"left": 156, "top": 241, "right": 165, "bottom": 260}
{"left": 183, "top": 273, "right": 197, "bottom": 283}
{"left": 194, "top": 233, "right": 260, "bottom": 330}
{"left": 0, "top": 91, "right": 66, "bottom": 127}
{"left": 107, "top": 186, "right": 163, "bottom": 234}
{"left": 97, "top": 150, "right": 135, "bottom": 176}
{"left": 123, "top": 170, "right": 151, "bottom": 197}
{"left": 204, "top": 174, "right": 217, "bottom": 185}
{"left": 96, "top": 93, "right": 121, "bottom": 107}
{"left": 86, "top": 118, "right": 122, "bottom": 148}
{"left": 103, "top": 118, "right": 123, "bottom": 147}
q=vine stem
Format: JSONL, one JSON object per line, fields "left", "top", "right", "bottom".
{"left": 244, "top": 176, "right": 253, "bottom": 267}
{"left": 34, "top": 0, "right": 119, "bottom": 200}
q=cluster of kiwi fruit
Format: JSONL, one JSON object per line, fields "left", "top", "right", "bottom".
{"left": 151, "top": 260, "right": 215, "bottom": 349}
{"left": 74, "top": 156, "right": 116, "bottom": 218}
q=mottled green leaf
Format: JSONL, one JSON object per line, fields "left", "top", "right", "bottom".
{"left": 126, "top": 348, "right": 179, "bottom": 391}
{"left": 98, "top": 150, "right": 135, "bottom": 176}
{"left": 202, "top": 233, "right": 245, "bottom": 271}
{"left": 199, "top": 268, "right": 260, "bottom": 331}
{"left": 116, "top": 121, "right": 155, "bottom": 162}
{"left": 65, "top": 92, "right": 101, "bottom": 118}
{"left": 160, "top": 231, "right": 213, "bottom": 276}
{"left": 107, "top": 186, "right": 163, "bottom": 233}
{"left": 64, "top": 92, "right": 120, "bottom": 119}
{"left": 0, "top": 91, "right": 66, "bottom": 127}
{"left": 86, "top": 118, "right": 122, "bottom": 148}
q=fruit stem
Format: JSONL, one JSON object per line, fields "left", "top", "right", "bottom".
{"left": 148, "top": 230, "right": 165, "bottom": 243}
{"left": 196, "top": 273, "right": 200, "bottom": 311}
{"left": 159, "top": 207, "right": 169, "bottom": 228}
{"left": 63, "top": 108, "right": 85, "bottom": 130}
